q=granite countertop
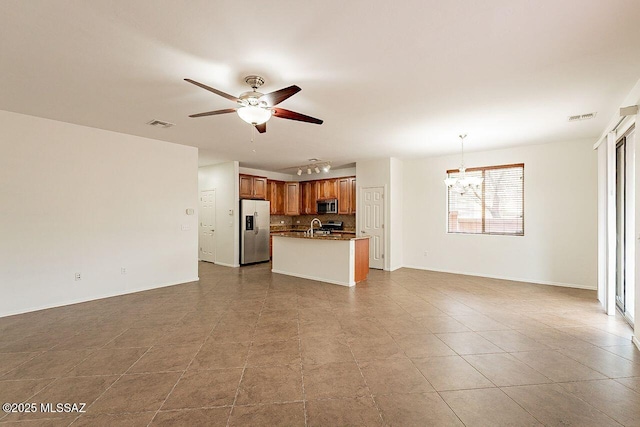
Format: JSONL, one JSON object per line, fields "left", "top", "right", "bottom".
{"left": 271, "top": 232, "right": 369, "bottom": 241}
{"left": 270, "top": 225, "right": 356, "bottom": 234}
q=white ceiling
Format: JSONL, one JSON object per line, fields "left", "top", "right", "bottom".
{"left": 1, "top": 1, "right": 640, "bottom": 171}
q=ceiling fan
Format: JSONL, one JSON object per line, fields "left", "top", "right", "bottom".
{"left": 184, "top": 75, "right": 323, "bottom": 134}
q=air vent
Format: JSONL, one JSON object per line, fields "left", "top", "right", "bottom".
{"left": 568, "top": 112, "right": 596, "bottom": 122}
{"left": 147, "top": 119, "right": 175, "bottom": 128}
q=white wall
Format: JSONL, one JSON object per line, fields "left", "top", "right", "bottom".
{"left": 198, "top": 161, "right": 240, "bottom": 267}
{"left": 402, "top": 139, "right": 598, "bottom": 289}
{"left": 239, "top": 167, "right": 292, "bottom": 182}
{"left": 0, "top": 110, "right": 199, "bottom": 317}
{"left": 389, "top": 158, "right": 404, "bottom": 271}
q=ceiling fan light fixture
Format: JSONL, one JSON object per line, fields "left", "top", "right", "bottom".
{"left": 237, "top": 105, "right": 272, "bottom": 125}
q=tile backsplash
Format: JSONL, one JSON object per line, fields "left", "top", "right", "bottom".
{"left": 270, "top": 214, "right": 355, "bottom": 230}
{"left": 270, "top": 215, "right": 293, "bottom": 225}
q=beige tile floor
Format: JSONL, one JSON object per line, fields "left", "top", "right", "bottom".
{"left": 0, "top": 262, "right": 639, "bottom": 426}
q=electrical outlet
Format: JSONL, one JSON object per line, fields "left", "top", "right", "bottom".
{"left": 75, "top": 273, "right": 81, "bottom": 281}
{"left": 121, "top": 267, "right": 127, "bottom": 275}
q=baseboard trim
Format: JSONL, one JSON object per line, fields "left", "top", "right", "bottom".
{"left": 633, "top": 335, "right": 640, "bottom": 352}
{"left": 271, "top": 269, "right": 354, "bottom": 287}
{"left": 0, "top": 277, "right": 200, "bottom": 318}
{"left": 209, "top": 261, "right": 239, "bottom": 268}
{"left": 401, "top": 265, "right": 596, "bottom": 290}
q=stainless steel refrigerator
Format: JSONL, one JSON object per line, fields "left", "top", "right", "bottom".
{"left": 240, "top": 199, "right": 270, "bottom": 265}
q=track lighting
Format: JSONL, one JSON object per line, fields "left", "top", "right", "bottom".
{"left": 286, "top": 160, "right": 333, "bottom": 176}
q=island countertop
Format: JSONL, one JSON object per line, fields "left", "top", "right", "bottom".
{"left": 271, "top": 232, "right": 369, "bottom": 241}
{"left": 271, "top": 234, "right": 370, "bottom": 286}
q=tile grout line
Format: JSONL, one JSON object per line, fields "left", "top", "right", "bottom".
{"left": 382, "top": 323, "right": 469, "bottom": 426}
{"left": 62, "top": 306, "right": 196, "bottom": 425}
{"left": 334, "top": 293, "right": 388, "bottom": 427}
{"left": 225, "top": 289, "right": 269, "bottom": 427}
{"left": 67, "top": 344, "right": 157, "bottom": 426}
{"left": 295, "top": 295, "right": 308, "bottom": 427}
{"left": 144, "top": 315, "right": 225, "bottom": 427}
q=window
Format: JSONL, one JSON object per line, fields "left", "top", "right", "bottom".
{"left": 447, "top": 163, "right": 524, "bottom": 235}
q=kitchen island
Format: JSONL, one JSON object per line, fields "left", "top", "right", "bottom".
{"left": 271, "top": 233, "right": 369, "bottom": 286}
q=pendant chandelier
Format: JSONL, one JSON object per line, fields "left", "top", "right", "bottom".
{"left": 444, "top": 134, "right": 483, "bottom": 194}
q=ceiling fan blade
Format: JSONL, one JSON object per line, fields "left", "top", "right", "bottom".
{"left": 188, "top": 108, "right": 237, "bottom": 118}
{"left": 272, "top": 108, "right": 323, "bottom": 125}
{"left": 260, "top": 85, "right": 301, "bottom": 106}
{"left": 255, "top": 123, "right": 267, "bottom": 133}
{"left": 184, "top": 78, "right": 240, "bottom": 103}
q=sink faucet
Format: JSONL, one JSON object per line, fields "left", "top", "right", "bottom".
{"left": 310, "top": 218, "right": 322, "bottom": 237}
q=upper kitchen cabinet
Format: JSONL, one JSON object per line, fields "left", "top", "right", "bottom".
{"left": 300, "top": 181, "right": 318, "bottom": 215}
{"left": 284, "top": 182, "right": 300, "bottom": 216}
{"left": 338, "top": 177, "right": 357, "bottom": 214}
{"left": 317, "top": 179, "right": 338, "bottom": 200}
{"left": 350, "top": 177, "right": 356, "bottom": 213}
{"left": 239, "top": 174, "right": 267, "bottom": 200}
{"left": 267, "top": 180, "right": 285, "bottom": 214}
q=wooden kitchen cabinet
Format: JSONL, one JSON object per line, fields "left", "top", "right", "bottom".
{"left": 338, "top": 177, "right": 357, "bottom": 214}
{"left": 284, "top": 182, "right": 300, "bottom": 215}
{"left": 254, "top": 177, "right": 267, "bottom": 199}
{"left": 350, "top": 177, "right": 356, "bottom": 213}
{"left": 317, "top": 179, "right": 338, "bottom": 200}
{"left": 338, "top": 178, "right": 350, "bottom": 214}
{"left": 300, "top": 181, "right": 318, "bottom": 215}
{"left": 239, "top": 174, "right": 267, "bottom": 200}
{"left": 267, "top": 180, "right": 285, "bottom": 214}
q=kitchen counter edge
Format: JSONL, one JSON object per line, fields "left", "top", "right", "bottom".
{"left": 271, "top": 232, "right": 370, "bottom": 241}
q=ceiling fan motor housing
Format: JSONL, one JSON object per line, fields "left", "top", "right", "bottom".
{"left": 244, "top": 75, "right": 265, "bottom": 90}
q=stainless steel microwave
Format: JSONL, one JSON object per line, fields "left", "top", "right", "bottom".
{"left": 317, "top": 199, "right": 338, "bottom": 214}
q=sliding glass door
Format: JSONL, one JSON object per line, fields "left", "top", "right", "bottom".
{"left": 615, "top": 139, "right": 625, "bottom": 312}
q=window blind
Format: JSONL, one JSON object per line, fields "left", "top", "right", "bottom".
{"left": 447, "top": 164, "right": 524, "bottom": 236}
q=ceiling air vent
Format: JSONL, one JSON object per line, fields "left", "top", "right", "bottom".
{"left": 147, "top": 119, "right": 175, "bottom": 128}
{"left": 568, "top": 112, "right": 597, "bottom": 122}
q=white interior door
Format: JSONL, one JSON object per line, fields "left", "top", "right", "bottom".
{"left": 199, "top": 190, "right": 216, "bottom": 263}
{"left": 361, "top": 187, "right": 384, "bottom": 269}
